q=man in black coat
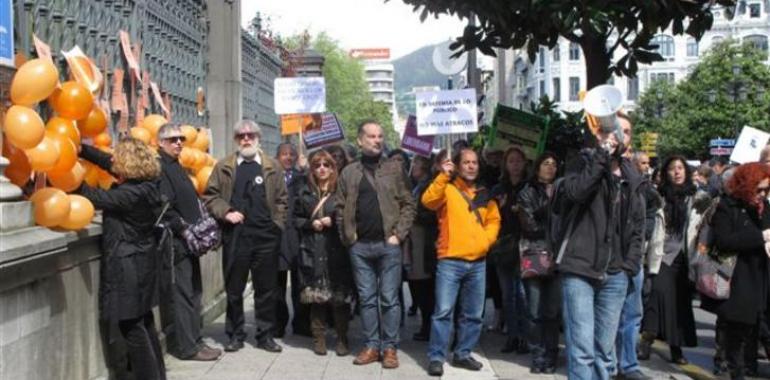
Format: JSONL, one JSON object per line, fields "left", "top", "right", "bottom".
{"left": 157, "top": 124, "right": 221, "bottom": 361}
{"left": 274, "top": 142, "right": 310, "bottom": 337}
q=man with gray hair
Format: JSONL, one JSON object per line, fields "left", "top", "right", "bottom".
{"left": 203, "top": 120, "right": 288, "bottom": 353}
{"left": 156, "top": 123, "right": 222, "bottom": 361}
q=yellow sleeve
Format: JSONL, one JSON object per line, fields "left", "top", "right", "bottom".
{"left": 483, "top": 200, "right": 502, "bottom": 246}
{"left": 421, "top": 173, "right": 451, "bottom": 211}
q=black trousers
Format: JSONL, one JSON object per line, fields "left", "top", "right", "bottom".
{"left": 167, "top": 254, "right": 203, "bottom": 358}
{"left": 408, "top": 278, "right": 435, "bottom": 334}
{"left": 724, "top": 320, "right": 759, "bottom": 378}
{"left": 118, "top": 312, "right": 166, "bottom": 380}
{"left": 224, "top": 234, "right": 280, "bottom": 341}
{"left": 276, "top": 270, "right": 290, "bottom": 334}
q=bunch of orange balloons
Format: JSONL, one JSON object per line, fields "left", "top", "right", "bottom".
{"left": 2, "top": 58, "right": 107, "bottom": 230}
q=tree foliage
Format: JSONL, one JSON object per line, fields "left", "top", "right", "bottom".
{"left": 631, "top": 40, "right": 770, "bottom": 159}
{"left": 395, "top": 0, "right": 734, "bottom": 88}
{"left": 281, "top": 33, "right": 398, "bottom": 147}
{"left": 531, "top": 96, "right": 588, "bottom": 160}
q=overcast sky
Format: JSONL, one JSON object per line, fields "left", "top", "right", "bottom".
{"left": 241, "top": 0, "right": 469, "bottom": 60}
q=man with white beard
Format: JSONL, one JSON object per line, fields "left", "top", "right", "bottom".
{"left": 203, "top": 120, "right": 288, "bottom": 353}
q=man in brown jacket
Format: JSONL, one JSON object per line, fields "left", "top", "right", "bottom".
{"left": 336, "top": 120, "right": 416, "bottom": 368}
{"left": 202, "top": 120, "right": 288, "bottom": 353}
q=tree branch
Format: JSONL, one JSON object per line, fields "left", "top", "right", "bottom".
{"left": 608, "top": 28, "right": 633, "bottom": 56}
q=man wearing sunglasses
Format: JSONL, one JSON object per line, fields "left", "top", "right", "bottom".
{"left": 155, "top": 124, "right": 223, "bottom": 361}
{"left": 203, "top": 120, "right": 288, "bottom": 353}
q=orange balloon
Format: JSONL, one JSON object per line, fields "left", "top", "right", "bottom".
{"left": 82, "top": 160, "right": 99, "bottom": 187}
{"left": 3, "top": 105, "right": 46, "bottom": 149}
{"left": 191, "top": 149, "right": 207, "bottom": 172}
{"left": 59, "top": 194, "right": 95, "bottom": 230}
{"left": 10, "top": 58, "right": 60, "bottom": 106}
{"left": 93, "top": 132, "right": 112, "bottom": 147}
{"left": 196, "top": 166, "right": 213, "bottom": 194}
{"left": 142, "top": 114, "right": 167, "bottom": 139}
{"left": 48, "top": 161, "right": 86, "bottom": 192}
{"left": 47, "top": 133, "right": 78, "bottom": 173}
{"left": 30, "top": 187, "right": 71, "bottom": 227}
{"left": 25, "top": 135, "right": 61, "bottom": 172}
{"left": 188, "top": 175, "right": 199, "bottom": 192}
{"left": 130, "top": 127, "right": 151, "bottom": 145}
{"left": 2, "top": 137, "right": 32, "bottom": 187}
{"left": 50, "top": 81, "right": 94, "bottom": 120}
{"left": 180, "top": 125, "right": 198, "bottom": 147}
{"left": 205, "top": 154, "right": 216, "bottom": 167}
{"left": 77, "top": 107, "right": 108, "bottom": 138}
{"left": 46, "top": 117, "right": 81, "bottom": 149}
{"left": 179, "top": 147, "right": 195, "bottom": 168}
{"left": 191, "top": 129, "right": 210, "bottom": 152}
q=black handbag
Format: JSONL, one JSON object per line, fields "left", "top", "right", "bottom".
{"left": 181, "top": 200, "right": 222, "bottom": 257}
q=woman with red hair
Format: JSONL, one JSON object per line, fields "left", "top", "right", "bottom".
{"left": 708, "top": 162, "right": 770, "bottom": 380}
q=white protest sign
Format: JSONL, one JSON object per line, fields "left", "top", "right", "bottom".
{"left": 274, "top": 77, "right": 326, "bottom": 115}
{"left": 415, "top": 89, "right": 478, "bottom": 136}
{"left": 730, "top": 126, "right": 770, "bottom": 164}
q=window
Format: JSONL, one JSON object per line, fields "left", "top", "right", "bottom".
{"left": 569, "top": 77, "right": 580, "bottom": 101}
{"left": 569, "top": 42, "right": 580, "bottom": 61}
{"left": 627, "top": 76, "right": 639, "bottom": 100}
{"left": 687, "top": 37, "right": 699, "bottom": 57}
{"left": 553, "top": 45, "right": 560, "bottom": 62}
{"left": 650, "top": 72, "right": 675, "bottom": 83}
{"left": 539, "top": 80, "right": 546, "bottom": 97}
{"left": 553, "top": 78, "right": 561, "bottom": 102}
{"left": 749, "top": 2, "right": 761, "bottom": 18}
{"left": 539, "top": 47, "right": 546, "bottom": 71}
{"left": 744, "top": 34, "right": 769, "bottom": 54}
{"left": 712, "top": 35, "right": 725, "bottom": 46}
{"left": 652, "top": 35, "right": 675, "bottom": 60}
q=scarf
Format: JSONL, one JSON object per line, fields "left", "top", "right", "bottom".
{"left": 661, "top": 182, "right": 697, "bottom": 235}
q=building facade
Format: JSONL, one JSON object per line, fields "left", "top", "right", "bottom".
{"left": 241, "top": 31, "right": 283, "bottom": 155}
{"left": 498, "top": 3, "right": 770, "bottom": 112}
{"left": 350, "top": 48, "right": 398, "bottom": 131}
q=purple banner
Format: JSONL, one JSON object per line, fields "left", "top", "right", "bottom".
{"left": 401, "top": 115, "right": 434, "bottom": 156}
{"left": 303, "top": 113, "right": 345, "bottom": 149}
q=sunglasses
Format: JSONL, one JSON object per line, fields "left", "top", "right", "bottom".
{"left": 236, "top": 132, "right": 257, "bottom": 141}
{"left": 758, "top": 186, "right": 770, "bottom": 194}
{"left": 314, "top": 162, "right": 332, "bottom": 169}
{"left": 162, "top": 136, "right": 186, "bottom": 143}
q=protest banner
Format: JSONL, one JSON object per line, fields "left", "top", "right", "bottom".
{"left": 486, "top": 104, "right": 548, "bottom": 160}
{"left": 415, "top": 88, "right": 477, "bottom": 136}
{"left": 274, "top": 77, "right": 326, "bottom": 115}
{"left": 730, "top": 126, "right": 770, "bottom": 164}
{"left": 281, "top": 113, "right": 322, "bottom": 135}
{"left": 401, "top": 115, "right": 434, "bottom": 156}
{"left": 303, "top": 113, "right": 345, "bottom": 149}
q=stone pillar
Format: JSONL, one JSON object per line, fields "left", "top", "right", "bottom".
{"left": 206, "top": 0, "right": 242, "bottom": 158}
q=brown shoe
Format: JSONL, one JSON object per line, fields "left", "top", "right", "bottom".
{"left": 186, "top": 347, "right": 221, "bottom": 361}
{"left": 353, "top": 348, "right": 380, "bottom": 365}
{"left": 382, "top": 348, "right": 399, "bottom": 369}
{"left": 201, "top": 345, "right": 223, "bottom": 359}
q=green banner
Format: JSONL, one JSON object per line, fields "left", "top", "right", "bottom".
{"left": 487, "top": 104, "right": 549, "bottom": 160}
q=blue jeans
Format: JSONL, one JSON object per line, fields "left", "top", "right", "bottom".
{"left": 525, "top": 276, "right": 561, "bottom": 366}
{"left": 428, "top": 259, "right": 486, "bottom": 363}
{"left": 497, "top": 265, "right": 528, "bottom": 341}
{"left": 349, "top": 241, "right": 403, "bottom": 350}
{"left": 562, "top": 272, "right": 629, "bottom": 380}
{"left": 615, "top": 270, "right": 644, "bottom": 375}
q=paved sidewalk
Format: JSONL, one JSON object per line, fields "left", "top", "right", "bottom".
{"left": 166, "top": 288, "right": 694, "bottom": 380}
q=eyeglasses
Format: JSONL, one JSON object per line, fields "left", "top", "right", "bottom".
{"left": 757, "top": 186, "right": 770, "bottom": 195}
{"left": 314, "top": 162, "right": 332, "bottom": 169}
{"left": 236, "top": 132, "right": 257, "bottom": 141}
{"left": 162, "top": 136, "right": 186, "bottom": 144}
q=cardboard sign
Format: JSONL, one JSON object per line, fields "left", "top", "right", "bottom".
{"left": 150, "top": 81, "right": 168, "bottom": 115}
{"left": 486, "top": 104, "right": 548, "bottom": 160}
{"left": 730, "top": 126, "right": 770, "bottom": 164}
{"left": 415, "top": 89, "right": 478, "bottom": 136}
{"left": 281, "top": 113, "right": 321, "bottom": 135}
{"left": 401, "top": 115, "right": 434, "bottom": 156}
{"left": 303, "top": 113, "right": 345, "bottom": 149}
{"left": 110, "top": 69, "right": 125, "bottom": 113}
{"left": 0, "top": 0, "right": 13, "bottom": 67}
{"left": 119, "top": 30, "right": 141, "bottom": 80}
{"left": 62, "top": 46, "right": 103, "bottom": 94}
{"left": 274, "top": 77, "right": 326, "bottom": 115}
{"left": 33, "top": 34, "right": 52, "bottom": 63}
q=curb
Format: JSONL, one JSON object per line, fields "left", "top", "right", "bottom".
{"left": 651, "top": 340, "right": 715, "bottom": 380}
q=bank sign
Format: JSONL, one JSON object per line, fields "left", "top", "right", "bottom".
{"left": 0, "top": 0, "right": 13, "bottom": 67}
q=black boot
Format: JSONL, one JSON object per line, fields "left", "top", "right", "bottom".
{"left": 501, "top": 337, "right": 519, "bottom": 353}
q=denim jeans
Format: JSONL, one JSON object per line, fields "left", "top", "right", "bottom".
{"left": 349, "top": 241, "right": 403, "bottom": 350}
{"left": 562, "top": 272, "right": 629, "bottom": 380}
{"left": 497, "top": 265, "right": 529, "bottom": 342}
{"left": 525, "top": 276, "right": 561, "bottom": 366}
{"left": 615, "top": 269, "right": 644, "bottom": 375}
{"left": 428, "top": 259, "right": 486, "bottom": 363}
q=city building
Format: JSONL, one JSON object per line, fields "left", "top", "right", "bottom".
{"left": 350, "top": 48, "right": 398, "bottom": 131}
{"left": 241, "top": 30, "right": 283, "bottom": 155}
{"left": 496, "top": 3, "right": 770, "bottom": 113}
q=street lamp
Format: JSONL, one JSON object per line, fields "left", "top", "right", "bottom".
{"left": 654, "top": 89, "right": 666, "bottom": 118}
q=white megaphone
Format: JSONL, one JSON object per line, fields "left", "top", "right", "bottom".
{"left": 583, "top": 84, "right": 624, "bottom": 144}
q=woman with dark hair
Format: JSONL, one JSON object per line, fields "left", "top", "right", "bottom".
{"left": 294, "top": 150, "right": 354, "bottom": 356}
{"left": 490, "top": 146, "right": 530, "bottom": 354}
{"left": 517, "top": 151, "right": 560, "bottom": 373}
{"left": 706, "top": 163, "right": 770, "bottom": 379}
{"left": 639, "top": 155, "right": 708, "bottom": 364}
{"left": 78, "top": 138, "right": 166, "bottom": 380}
{"left": 323, "top": 144, "right": 349, "bottom": 170}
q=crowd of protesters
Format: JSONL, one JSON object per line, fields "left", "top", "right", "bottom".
{"left": 79, "top": 116, "right": 770, "bottom": 380}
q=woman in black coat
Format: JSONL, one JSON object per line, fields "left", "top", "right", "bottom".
{"left": 707, "top": 162, "right": 770, "bottom": 380}
{"left": 79, "top": 138, "right": 166, "bottom": 380}
{"left": 294, "top": 150, "right": 354, "bottom": 356}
